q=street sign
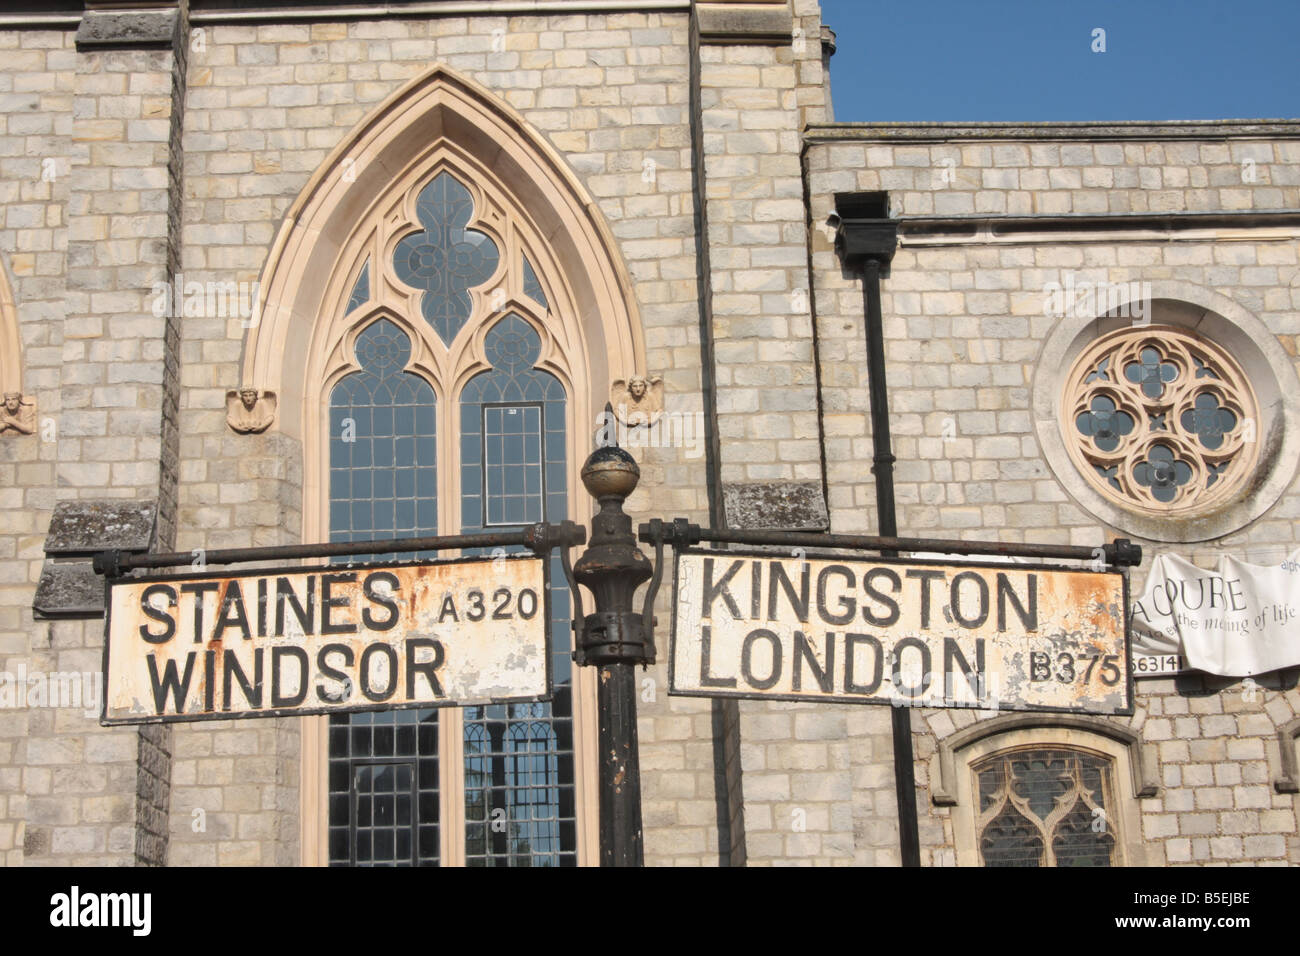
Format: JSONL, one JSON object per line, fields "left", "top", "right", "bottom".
{"left": 102, "top": 554, "right": 551, "bottom": 724}
{"left": 669, "top": 548, "right": 1132, "bottom": 715}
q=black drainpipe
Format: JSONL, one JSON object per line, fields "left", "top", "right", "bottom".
{"left": 834, "top": 194, "right": 919, "bottom": 867}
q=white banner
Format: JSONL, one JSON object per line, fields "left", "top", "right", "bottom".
{"left": 1130, "top": 549, "right": 1300, "bottom": 677}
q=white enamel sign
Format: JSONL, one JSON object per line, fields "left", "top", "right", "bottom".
{"left": 102, "top": 555, "right": 550, "bottom": 724}
{"left": 669, "top": 549, "right": 1132, "bottom": 715}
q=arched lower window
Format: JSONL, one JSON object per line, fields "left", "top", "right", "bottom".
{"left": 973, "top": 747, "right": 1116, "bottom": 867}
{"left": 935, "top": 716, "right": 1156, "bottom": 867}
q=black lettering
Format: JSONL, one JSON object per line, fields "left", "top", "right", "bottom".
{"left": 321, "top": 572, "right": 357, "bottom": 635}
{"left": 741, "top": 628, "right": 783, "bottom": 690}
{"left": 406, "top": 639, "right": 445, "bottom": 699}
{"left": 792, "top": 630, "right": 833, "bottom": 693}
{"left": 271, "top": 646, "right": 308, "bottom": 707}
{"left": 315, "top": 643, "right": 354, "bottom": 703}
{"left": 212, "top": 580, "right": 252, "bottom": 642}
{"left": 768, "top": 562, "right": 810, "bottom": 623}
{"left": 1029, "top": 651, "right": 1051, "bottom": 681}
{"left": 222, "top": 648, "right": 263, "bottom": 710}
{"left": 257, "top": 578, "right": 267, "bottom": 636}
{"left": 1227, "top": 578, "right": 1246, "bottom": 611}
{"left": 1151, "top": 581, "right": 1173, "bottom": 617}
{"left": 275, "top": 576, "right": 315, "bottom": 637}
{"left": 204, "top": 649, "right": 215, "bottom": 712}
{"left": 146, "top": 651, "right": 196, "bottom": 714}
{"left": 362, "top": 572, "right": 399, "bottom": 631}
{"left": 491, "top": 588, "right": 512, "bottom": 620}
{"left": 180, "top": 581, "right": 220, "bottom": 642}
{"left": 750, "top": 561, "right": 762, "bottom": 620}
{"left": 997, "top": 573, "right": 1038, "bottom": 632}
{"left": 843, "top": 633, "right": 883, "bottom": 695}
{"left": 1179, "top": 577, "right": 1206, "bottom": 611}
{"left": 816, "top": 565, "right": 855, "bottom": 625}
{"left": 138, "top": 584, "right": 177, "bottom": 644}
{"left": 360, "top": 643, "right": 398, "bottom": 702}
{"left": 700, "top": 624, "right": 737, "bottom": 688}
{"left": 438, "top": 594, "right": 460, "bottom": 623}
{"left": 950, "top": 571, "right": 989, "bottom": 629}
{"left": 905, "top": 570, "right": 945, "bottom": 629}
{"left": 703, "top": 558, "right": 743, "bottom": 619}
{"left": 892, "top": 637, "right": 932, "bottom": 698}
{"left": 944, "top": 637, "right": 985, "bottom": 703}
{"left": 1208, "top": 575, "right": 1224, "bottom": 609}
{"left": 863, "top": 568, "right": 901, "bottom": 627}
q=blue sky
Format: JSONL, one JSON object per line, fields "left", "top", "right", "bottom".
{"left": 821, "top": 0, "right": 1300, "bottom": 123}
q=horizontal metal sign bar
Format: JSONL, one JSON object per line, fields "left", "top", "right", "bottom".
{"left": 92, "top": 521, "right": 586, "bottom": 576}
{"left": 669, "top": 547, "right": 1132, "bottom": 716}
{"left": 639, "top": 518, "right": 1142, "bottom": 568}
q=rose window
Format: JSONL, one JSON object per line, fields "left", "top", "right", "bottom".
{"left": 1061, "top": 326, "right": 1259, "bottom": 514}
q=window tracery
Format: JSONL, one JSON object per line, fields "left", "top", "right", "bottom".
{"left": 1061, "top": 325, "right": 1260, "bottom": 515}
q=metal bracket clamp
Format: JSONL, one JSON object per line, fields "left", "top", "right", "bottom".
{"left": 524, "top": 520, "right": 587, "bottom": 559}
{"left": 630, "top": 518, "right": 702, "bottom": 655}
{"left": 92, "top": 549, "right": 124, "bottom": 579}
{"left": 1103, "top": 538, "right": 1143, "bottom": 568}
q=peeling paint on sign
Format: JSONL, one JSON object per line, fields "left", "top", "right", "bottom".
{"left": 669, "top": 549, "right": 1131, "bottom": 715}
{"left": 102, "top": 555, "right": 550, "bottom": 724}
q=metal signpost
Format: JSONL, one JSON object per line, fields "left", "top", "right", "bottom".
{"left": 93, "top": 439, "right": 1142, "bottom": 868}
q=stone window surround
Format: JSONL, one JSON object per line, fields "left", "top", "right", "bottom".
{"left": 1034, "top": 280, "right": 1300, "bottom": 543}
{"left": 1277, "top": 716, "right": 1300, "bottom": 794}
{"left": 931, "top": 713, "right": 1157, "bottom": 867}
{"left": 236, "top": 65, "right": 646, "bottom": 865}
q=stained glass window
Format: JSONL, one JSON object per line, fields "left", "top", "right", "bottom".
{"left": 1061, "top": 326, "right": 1259, "bottom": 514}
{"left": 328, "top": 318, "right": 440, "bottom": 866}
{"left": 523, "top": 255, "right": 548, "bottom": 308}
{"left": 392, "top": 172, "right": 500, "bottom": 346}
{"left": 346, "top": 260, "right": 369, "bottom": 315}
{"left": 460, "top": 315, "right": 575, "bottom": 866}
{"left": 975, "top": 748, "right": 1116, "bottom": 867}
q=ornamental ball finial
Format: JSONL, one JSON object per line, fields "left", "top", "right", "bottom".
{"left": 581, "top": 445, "right": 639, "bottom": 500}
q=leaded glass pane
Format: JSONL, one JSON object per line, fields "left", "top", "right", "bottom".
{"left": 328, "top": 318, "right": 440, "bottom": 867}
{"left": 522, "top": 255, "right": 548, "bottom": 308}
{"left": 346, "top": 260, "right": 369, "bottom": 314}
{"left": 328, "top": 709, "right": 439, "bottom": 867}
{"left": 460, "top": 315, "right": 575, "bottom": 866}
{"left": 392, "top": 172, "right": 500, "bottom": 346}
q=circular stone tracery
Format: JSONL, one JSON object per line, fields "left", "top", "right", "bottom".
{"left": 1061, "top": 325, "right": 1260, "bottom": 516}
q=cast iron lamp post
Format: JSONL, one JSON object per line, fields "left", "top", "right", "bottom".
{"left": 570, "top": 442, "right": 655, "bottom": 867}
